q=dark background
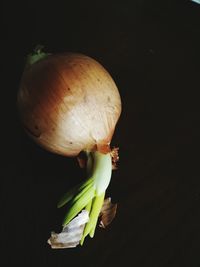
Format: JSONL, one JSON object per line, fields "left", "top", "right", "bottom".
{"left": 2, "top": 0, "right": 200, "bottom": 266}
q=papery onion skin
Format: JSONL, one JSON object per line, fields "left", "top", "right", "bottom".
{"left": 17, "top": 53, "right": 121, "bottom": 157}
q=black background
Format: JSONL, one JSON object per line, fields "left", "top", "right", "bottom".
{"left": 2, "top": 0, "right": 200, "bottom": 266}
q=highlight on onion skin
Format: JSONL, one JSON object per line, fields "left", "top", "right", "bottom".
{"left": 17, "top": 46, "right": 122, "bottom": 247}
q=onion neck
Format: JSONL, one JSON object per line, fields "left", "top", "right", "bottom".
{"left": 26, "top": 45, "right": 50, "bottom": 67}
{"left": 87, "top": 151, "right": 112, "bottom": 195}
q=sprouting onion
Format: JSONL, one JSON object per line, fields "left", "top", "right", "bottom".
{"left": 17, "top": 46, "right": 122, "bottom": 247}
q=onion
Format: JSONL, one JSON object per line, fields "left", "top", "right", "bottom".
{"left": 18, "top": 48, "right": 121, "bottom": 156}
{"left": 17, "top": 47, "right": 122, "bottom": 247}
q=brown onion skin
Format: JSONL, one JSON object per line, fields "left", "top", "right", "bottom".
{"left": 17, "top": 53, "right": 121, "bottom": 157}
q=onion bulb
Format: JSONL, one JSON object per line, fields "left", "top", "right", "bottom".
{"left": 17, "top": 46, "right": 122, "bottom": 247}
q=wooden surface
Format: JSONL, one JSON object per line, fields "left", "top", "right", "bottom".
{"left": 2, "top": 1, "right": 200, "bottom": 266}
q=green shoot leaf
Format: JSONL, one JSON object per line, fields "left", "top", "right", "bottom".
{"left": 62, "top": 185, "right": 95, "bottom": 226}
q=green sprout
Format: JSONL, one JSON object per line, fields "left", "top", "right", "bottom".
{"left": 57, "top": 151, "right": 112, "bottom": 245}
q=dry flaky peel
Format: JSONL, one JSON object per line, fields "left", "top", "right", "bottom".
{"left": 48, "top": 198, "right": 117, "bottom": 248}
{"left": 18, "top": 53, "right": 121, "bottom": 157}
